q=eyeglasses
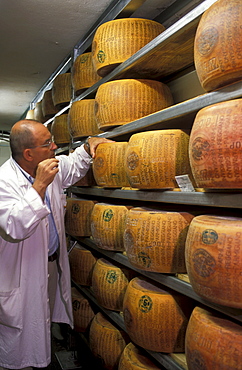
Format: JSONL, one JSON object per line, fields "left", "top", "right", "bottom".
{"left": 29, "top": 139, "right": 55, "bottom": 149}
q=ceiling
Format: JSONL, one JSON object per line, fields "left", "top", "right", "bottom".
{"left": 0, "top": 0, "right": 204, "bottom": 136}
{"left": 0, "top": 0, "right": 115, "bottom": 133}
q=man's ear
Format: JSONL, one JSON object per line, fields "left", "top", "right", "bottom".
{"left": 22, "top": 148, "right": 33, "bottom": 161}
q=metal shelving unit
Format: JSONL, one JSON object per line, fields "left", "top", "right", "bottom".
{"left": 71, "top": 281, "right": 186, "bottom": 370}
{"left": 48, "top": 0, "right": 242, "bottom": 369}
{"left": 73, "top": 237, "right": 242, "bottom": 325}
{"left": 70, "top": 186, "right": 242, "bottom": 209}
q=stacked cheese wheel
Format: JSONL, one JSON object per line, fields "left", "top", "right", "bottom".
{"left": 71, "top": 52, "right": 101, "bottom": 94}
{"left": 52, "top": 73, "right": 72, "bottom": 108}
{"left": 194, "top": 0, "right": 242, "bottom": 92}
{"left": 90, "top": 203, "right": 131, "bottom": 251}
{"left": 186, "top": 306, "right": 242, "bottom": 369}
{"left": 92, "top": 18, "right": 165, "bottom": 77}
{"left": 125, "top": 129, "right": 194, "bottom": 189}
{"left": 189, "top": 99, "right": 242, "bottom": 188}
{"left": 71, "top": 287, "right": 95, "bottom": 333}
{"left": 42, "top": 89, "right": 58, "bottom": 119}
{"left": 92, "top": 258, "right": 132, "bottom": 311}
{"left": 89, "top": 312, "right": 129, "bottom": 370}
{"left": 118, "top": 342, "right": 160, "bottom": 370}
{"left": 123, "top": 277, "right": 192, "bottom": 352}
{"left": 124, "top": 207, "right": 194, "bottom": 273}
{"left": 185, "top": 214, "right": 242, "bottom": 308}
{"left": 69, "top": 244, "right": 97, "bottom": 286}
{"left": 73, "top": 167, "right": 97, "bottom": 187}
{"left": 94, "top": 79, "right": 173, "bottom": 130}
{"left": 51, "top": 113, "right": 70, "bottom": 145}
{"left": 92, "top": 142, "right": 130, "bottom": 188}
{"left": 68, "top": 99, "right": 102, "bottom": 140}
{"left": 25, "top": 109, "right": 35, "bottom": 119}
{"left": 34, "top": 101, "right": 45, "bottom": 123}
{"left": 65, "top": 198, "right": 96, "bottom": 237}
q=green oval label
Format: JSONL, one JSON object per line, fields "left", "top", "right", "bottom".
{"left": 106, "top": 270, "right": 117, "bottom": 284}
{"left": 139, "top": 295, "right": 153, "bottom": 313}
{"left": 103, "top": 209, "right": 113, "bottom": 222}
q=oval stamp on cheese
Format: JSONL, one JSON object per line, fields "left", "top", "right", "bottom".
{"left": 139, "top": 295, "right": 153, "bottom": 313}
{"left": 103, "top": 209, "right": 113, "bottom": 222}
{"left": 202, "top": 229, "right": 218, "bottom": 245}
{"left": 127, "top": 151, "right": 139, "bottom": 171}
{"left": 192, "top": 248, "right": 216, "bottom": 278}
{"left": 106, "top": 270, "right": 117, "bottom": 284}
{"left": 197, "top": 27, "right": 219, "bottom": 56}
{"left": 138, "top": 251, "right": 151, "bottom": 268}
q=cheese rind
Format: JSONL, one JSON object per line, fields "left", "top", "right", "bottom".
{"left": 185, "top": 214, "right": 242, "bottom": 308}
{"left": 118, "top": 342, "right": 160, "bottom": 369}
{"left": 123, "top": 277, "right": 191, "bottom": 352}
{"left": 94, "top": 79, "right": 173, "bottom": 131}
{"left": 189, "top": 99, "right": 242, "bottom": 188}
{"left": 92, "top": 18, "right": 165, "bottom": 77}
{"left": 194, "top": 0, "right": 242, "bottom": 92}
{"left": 68, "top": 99, "right": 102, "bottom": 140}
{"left": 65, "top": 198, "right": 96, "bottom": 236}
{"left": 92, "top": 258, "right": 130, "bottom": 311}
{"left": 91, "top": 203, "right": 131, "bottom": 251}
{"left": 89, "top": 312, "right": 129, "bottom": 369}
{"left": 69, "top": 244, "right": 97, "bottom": 286}
{"left": 125, "top": 130, "right": 194, "bottom": 189}
{"left": 124, "top": 207, "right": 193, "bottom": 273}
{"left": 92, "top": 142, "right": 130, "bottom": 188}
{"left": 72, "top": 52, "right": 101, "bottom": 94}
{"left": 185, "top": 306, "right": 242, "bottom": 369}
{"left": 71, "top": 287, "right": 95, "bottom": 333}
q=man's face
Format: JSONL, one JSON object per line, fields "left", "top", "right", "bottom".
{"left": 30, "top": 124, "right": 58, "bottom": 166}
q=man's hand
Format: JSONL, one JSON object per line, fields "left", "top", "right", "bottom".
{"left": 84, "top": 137, "right": 114, "bottom": 159}
{"left": 33, "top": 158, "right": 59, "bottom": 201}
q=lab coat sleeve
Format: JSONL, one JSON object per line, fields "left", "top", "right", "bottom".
{"left": 0, "top": 182, "right": 50, "bottom": 243}
{"left": 57, "top": 144, "right": 92, "bottom": 188}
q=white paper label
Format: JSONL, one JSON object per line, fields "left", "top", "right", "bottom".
{"left": 175, "top": 175, "right": 195, "bottom": 192}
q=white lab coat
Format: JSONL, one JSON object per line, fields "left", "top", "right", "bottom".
{"left": 0, "top": 145, "right": 91, "bottom": 369}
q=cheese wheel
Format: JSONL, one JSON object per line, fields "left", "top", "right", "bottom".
{"left": 125, "top": 130, "right": 194, "bottom": 189}
{"left": 94, "top": 79, "right": 173, "bottom": 130}
{"left": 118, "top": 342, "right": 160, "bottom": 370}
{"left": 92, "top": 258, "right": 131, "bottom": 311}
{"left": 71, "top": 287, "right": 95, "bottom": 333}
{"left": 65, "top": 198, "right": 96, "bottom": 236}
{"left": 73, "top": 167, "right": 97, "bottom": 187}
{"left": 123, "top": 277, "right": 191, "bottom": 352}
{"left": 90, "top": 203, "right": 131, "bottom": 251}
{"left": 51, "top": 113, "right": 70, "bottom": 145}
{"left": 68, "top": 99, "right": 102, "bottom": 140}
{"left": 92, "top": 142, "right": 130, "bottom": 188}
{"left": 69, "top": 244, "right": 97, "bottom": 286}
{"left": 185, "top": 306, "right": 242, "bottom": 369}
{"left": 185, "top": 215, "right": 242, "bottom": 308}
{"left": 42, "top": 89, "right": 58, "bottom": 118}
{"left": 71, "top": 52, "right": 102, "bottom": 94}
{"left": 25, "top": 109, "right": 35, "bottom": 119}
{"left": 194, "top": 0, "right": 242, "bottom": 92}
{"left": 34, "top": 101, "right": 45, "bottom": 123}
{"left": 92, "top": 18, "right": 165, "bottom": 77}
{"left": 89, "top": 312, "right": 129, "bottom": 370}
{"left": 189, "top": 99, "right": 242, "bottom": 188}
{"left": 124, "top": 207, "right": 194, "bottom": 273}
{"left": 52, "top": 73, "right": 72, "bottom": 108}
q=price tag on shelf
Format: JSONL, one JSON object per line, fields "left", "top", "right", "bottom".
{"left": 175, "top": 175, "right": 195, "bottom": 192}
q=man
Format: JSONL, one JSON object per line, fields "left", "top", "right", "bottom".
{"left": 0, "top": 119, "right": 112, "bottom": 369}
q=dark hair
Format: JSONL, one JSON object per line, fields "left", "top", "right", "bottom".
{"left": 10, "top": 120, "right": 37, "bottom": 160}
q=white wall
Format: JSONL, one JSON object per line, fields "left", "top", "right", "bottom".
{"left": 0, "top": 142, "right": 11, "bottom": 166}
